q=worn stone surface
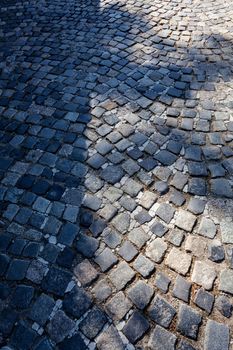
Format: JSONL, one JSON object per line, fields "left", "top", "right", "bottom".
{"left": 198, "top": 218, "right": 216, "bottom": 239}
{"left": 165, "top": 248, "right": 192, "bottom": 275}
{"left": 127, "top": 280, "right": 154, "bottom": 309}
{"left": 173, "top": 276, "right": 191, "bottom": 302}
{"left": 177, "top": 304, "right": 202, "bottom": 340}
{"left": 191, "top": 261, "right": 217, "bottom": 290}
{"left": 204, "top": 320, "right": 230, "bottom": 350}
{"left": 109, "top": 261, "right": 135, "bottom": 290}
{"left": 96, "top": 325, "right": 124, "bottom": 350}
{"left": 175, "top": 210, "right": 196, "bottom": 232}
{"left": 148, "top": 325, "right": 177, "bottom": 350}
{"left": 219, "top": 269, "right": 233, "bottom": 295}
{"left": 0, "top": 0, "right": 233, "bottom": 347}
{"left": 47, "top": 310, "right": 75, "bottom": 343}
{"left": 185, "top": 236, "right": 207, "bottom": 257}
{"left": 123, "top": 310, "right": 149, "bottom": 344}
{"left": 106, "top": 291, "right": 132, "bottom": 321}
{"left": 148, "top": 295, "right": 176, "bottom": 328}
{"left": 194, "top": 288, "right": 214, "bottom": 314}
{"left": 146, "top": 238, "right": 168, "bottom": 263}
{"left": 220, "top": 221, "right": 233, "bottom": 244}
{"left": 215, "top": 296, "right": 233, "bottom": 318}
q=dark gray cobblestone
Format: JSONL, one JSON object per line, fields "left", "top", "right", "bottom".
{"left": 0, "top": 0, "right": 233, "bottom": 348}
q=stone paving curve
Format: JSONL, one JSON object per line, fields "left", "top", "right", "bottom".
{"left": 0, "top": 0, "right": 233, "bottom": 349}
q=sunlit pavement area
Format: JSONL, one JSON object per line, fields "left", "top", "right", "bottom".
{"left": 0, "top": 0, "right": 233, "bottom": 348}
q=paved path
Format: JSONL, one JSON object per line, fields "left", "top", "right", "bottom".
{"left": 0, "top": 0, "right": 233, "bottom": 349}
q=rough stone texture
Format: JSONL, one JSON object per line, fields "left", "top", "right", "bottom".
{"left": 0, "top": 0, "right": 233, "bottom": 347}
{"left": 148, "top": 325, "right": 177, "bottom": 350}
{"left": 79, "top": 307, "right": 107, "bottom": 340}
{"left": 74, "top": 259, "right": 99, "bottom": 287}
{"left": 204, "top": 320, "right": 230, "bottom": 350}
{"left": 155, "top": 272, "right": 171, "bottom": 293}
{"left": 109, "top": 262, "right": 135, "bottom": 290}
{"left": 219, "top": 269, "right": 233, "bottom": 295}
{"left": 146, "top": 238, "right": 168, "bottom": 263}
{"left": 215, "top": 296, "right": 233, "bottom": 318}
{"left": 95, "top": 247, "right": 118, "bottom": 272}
{"left": 220, "top": 221, "right": 233, "bottom": 244}
{"left": 133, "top": 254, "right": 155, "bottom": 277}
{"left": 173, "top": 276, "right": 191, "bottom": 302}
{"left": 177, "top": 304, "right": 202, "bottom": 340}
{"left": 185, "top": 236, "right": 207, "bottom": 257}
{"left": 148, "top": 295, "right": 176, "bottom": 328}
{"left": 106, "top": 291, "right": 132, "bottom": 320}
{"left": 46, "top": 310, "right": 75, "bottom": 343}
{"left": 122, "top": 310, "right": 150, "bottom": 344}
{"left": 127, "top": 281, "right": 154, "bottom": 309}
{"left": 96, "top": 326, "right": 124, "bottom": 350}
{"left": 198, "top": 218, "right": 216, "bottom": 239}
{"left": 208, "top": 240, "right": 225, "bottom": 262}
{"left": 165, "top": 248, "right": 192, "bottom": 275}
{"left": 191, "top": 261, "right": 217, "bottom": 290}
{"left": 175, "top": 210, "right": 196, "bottom": 232}
{"left": 194, "top": 288, "right": 214, "bottom": 314}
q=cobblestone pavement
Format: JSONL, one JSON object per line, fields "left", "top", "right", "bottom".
{"left": 0, "top": 0, "right": 233, "bottom": 349}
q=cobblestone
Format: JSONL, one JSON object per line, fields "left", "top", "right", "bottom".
{"left": 165, "top": 248, "right": 192, "bottom": 275}
{"left": 148, "top": 326, "right": 177, "bottom": 350}
{"left": 191, "top": 261, "right": 217, "bottom": 290}
{"left": 146, "top": 238, "right": 167, "bottom": 263}
{"left": 106, "top": 291, "right": 132, "bottom": 321}
{"left": 204, "top": 320, "right": 230, "bottom": 350}
{"left": 96, "top": 325, "right": 124, "bottom": 350}
{"left": 123, "top": 310, "right": 149, "bottom": 344}
{"left": 0, "top": 0, "right": 233, "bottom": 347}
{"left": 177, "top": 304, "right": 202, "bottom": 340}
{"left": 148, "top": 295, "right": 176, "bottom": 328}
{"left": 194, "top": 288, "right": 214, "bottom": 314}
{"left": 173, "top": 276, "right": 191, "bottom": 303}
